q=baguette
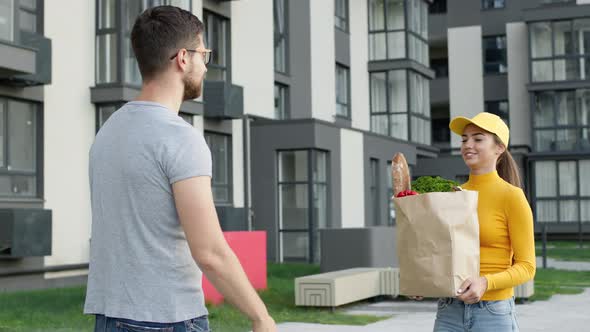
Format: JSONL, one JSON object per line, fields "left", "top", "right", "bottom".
{"left": 392, "top": 153, "right": 411, "bottom": 197}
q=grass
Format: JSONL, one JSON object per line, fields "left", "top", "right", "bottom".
{"left": 0, "top": 263, "right": 384, "bottom": 332}
{"left": 529, "top": 268, "right": 590, "bottom": 301}
{"left": 535, "top": 240, "right": 590, "bottom": 262}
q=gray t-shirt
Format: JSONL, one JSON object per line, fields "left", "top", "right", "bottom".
{"left": 84, "top": 101, "right": 211, "bottom": 323}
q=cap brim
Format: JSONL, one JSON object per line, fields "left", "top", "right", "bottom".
{"left": 449, "top": 116, "right": 474, "bottom": 136}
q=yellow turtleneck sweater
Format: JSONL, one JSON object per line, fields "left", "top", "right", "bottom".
{"left": 462, "top": 171, "right": 536, "bottom": 301}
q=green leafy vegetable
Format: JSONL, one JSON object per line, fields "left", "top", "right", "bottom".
{"left": 411, "top": 176, "right": 459, "bottom": 194}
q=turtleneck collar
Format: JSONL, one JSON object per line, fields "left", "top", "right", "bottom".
{"left": 467, "top": 170, "right": 500, "bottom": 186}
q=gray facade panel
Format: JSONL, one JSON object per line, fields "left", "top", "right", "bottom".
{"left": 363, "top": 133, "right": 417, "bottom": 228}
{"left": 314, "top": 123, "right": 342, "bottom": 229}
{"left": 429, "top": 14, "right": 448, "bottom": 43}
{"left": 0, "top": 42, "right": 36, "bottom": 77}
{"left": 484, "top": 75, "right": 509, "bottom": 101}
{"left": 289, "top": 0, "right": 313, "bottom": 119}
{"left": 413, "top": 154, "right": 470, "bottom": 182}
{"left": 368, "top": 60, "right": 435, "bottom": 79}
{"left": 0, "top": 86, "right": 44, "bottom": 102}
{"left": 524, "top": 4, "right": 590, "bottom": 22}
{"left": 430, "top": 77, "right": 450, "bottom": 105}
{"left": 334, "top": 29, "right": 350, "bottom": 67}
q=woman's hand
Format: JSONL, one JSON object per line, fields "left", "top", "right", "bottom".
{"left": 456, "top": 276, "right": 488, "bottom": 304}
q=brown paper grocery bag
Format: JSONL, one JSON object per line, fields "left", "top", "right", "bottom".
{"left": 393, "top": 191, "right": 480, "bottom": 298}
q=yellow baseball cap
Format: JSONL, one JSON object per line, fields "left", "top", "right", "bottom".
{"left": 449, "top": 112, "right": 510, "bottom": 147}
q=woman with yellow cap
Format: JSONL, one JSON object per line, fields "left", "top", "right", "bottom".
{"left": 432, "top": 112, "right": 536, "bottom": 331}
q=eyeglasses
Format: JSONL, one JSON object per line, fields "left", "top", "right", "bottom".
{"left": 170, "top": 48, "right": 212, "bottom": 65}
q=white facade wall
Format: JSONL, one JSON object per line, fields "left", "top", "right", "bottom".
{"left": 507, "top": 22, "right": 531, "bottom": 148}
{"left": 350, "top": 0, "right": 371, "bottom": 131}
{"left": 43, "top": 0, "right": 95, "bottom": 268}
{"left": 231, "top": 0, "right": 274, "bottom": 119}
{"left": 448, "top": 26, "right": 484, "bottom": 148}
{"left": 310, "top": 0, "right": 337, "bottom": 122}
{"left": 340, "top": 129, "right": 365, "bottom": 228}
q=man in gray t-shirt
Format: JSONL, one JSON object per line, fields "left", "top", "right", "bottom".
{"left": 85, "top": 6, "right": 275, "bottom": 332}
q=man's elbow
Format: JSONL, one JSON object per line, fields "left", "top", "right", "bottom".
{"left": 191, "top": 246, "right": 231, "bottom": 273}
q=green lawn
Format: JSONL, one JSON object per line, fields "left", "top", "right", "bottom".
{"left": 0, "top": 263, "right": 383, "bottom": 332}
{"left": 535, "top": 240, "right": 590, "bottom": 262}
{"left": 529, "top": 268, "right": 590, "bottom": 301}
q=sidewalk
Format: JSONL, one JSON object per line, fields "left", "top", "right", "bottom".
{"left": 278, "top": 288, "right": 590, "bottom": 331}
{"left": 536, "top": 256, "right": 590, "bottom": 271}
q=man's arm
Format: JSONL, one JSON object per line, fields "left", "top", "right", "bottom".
{"left": 173, "top": 176, "right": 275, "bottom": 332}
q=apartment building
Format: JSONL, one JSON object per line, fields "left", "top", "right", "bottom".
{"left": 420, "top": 0, "right": 590, "bottom": 236}
{"left": 1, "top": 0, "right": 587, "bottom": 290}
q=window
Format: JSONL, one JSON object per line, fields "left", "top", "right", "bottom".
{"left": 0, "top": 98, "right": 40, "bottom": 198}
{"left": 429, "top": 0, "right": 446, "bottom": 14}
{"left": 278, "top": 150, "right": 328, "bottom": 263}
{"left": 533, "top": 89, "right": 590, "bottom": 152}
{"left": 97, "top": 104, "right": 119, "bottom": 130}
{"left": 530, "top": 19, "right": 590, "bottom": 82}
{"left": 534, "top": 160, "right": 590, "bottom": 224}
{"left": 368, "top": 0, "right": 428, "bottom": 65}
{"left": 95, "top": 0, "right": 191, "bottom": 86}
{"left": 483, "top": 35, "right": 507, "bottom": 74}
{"left": 19, "top": 0, "right": 37, "bottom": 33}
{"left": 0, "top": 0, "right": 14, "bottom": 41}
{"left": 369, "top": 158, "right": 381, "bottom": 226}
{"left": 368, "top": 0, "right": 405, "bottom": 60}
{"left": 431, "top": 113, "right": 450, "bottom": 146}
{"left": 335, "top": 0, "right": 348, "bottom": 31}
{"left": 485, "top": 100, "right": 509, "bottom": 125}
{"left": 385, "top": 161, "right": 395, "bottom": 225}
{"left": 179, "top": 112, "right": 193, "bottom": 125}
{"left": 482, "top": 0, "right": 505, "bottom": 10}
{"left": 370, "top": 69, "right": 431, "bottom": 144}
{"left": 335, "top": 64, "right": 350, "bottom": 118}
{"left": 274, "top": 0, "right": 288, "bottom": 73}
{"left": 204, "top": 11, "right": 229, "bottom": 81}
{"left": 274, "top": 83, "right": 289, "bottom": 119}
{"left": 431, "top": 58, "right": 448, "bottom": 78}
{"left": 204, "top": 132, "right": 231, "bottom": 204}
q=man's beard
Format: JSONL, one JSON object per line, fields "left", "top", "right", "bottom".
{"left": 182, "top": 69, "right": 202, "bottom": 100}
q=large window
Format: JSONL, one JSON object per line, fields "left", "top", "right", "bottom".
{"left": 429, "top": 0, "right": 446, "bottom": 14}
{"left": 274, "top": 83, "right": 289, "bottom": 119}
{"left": 0, "top": 98, "right": 40, "bottom": 198}
{"left": 483, "top": 35, "right": 507, "bottom": 74}
{"left": 274, "top": 0, "right": 288, "bottom": 73}
{"left": 530, "top": 19, "right": 590, "bottom": 82}
{"left": 335, "top": 64, "right": 350, "bottom": 118}
{"left": 205, "top": 132, "right": 232, "bottom": 204}
{"left": 534, "top": 160, "right": 590, "bottom": 224}
{"left": 335, "top": 0, "right": 348, "bottom": 31}
{"left": 368, "top": 0, "right": 405, "bottom": 61}
{"left": 370, "top": 69, "right": 430, "bottom": 144}
{"left": 204, "top": 11, "right": 229, "bottom": 81}
{"left": 368, "top": 0, "right": 428, "bottom": 65}
{"left": 485, "top": 100, "right": 509, "bottom": 125}
{"left": 431, "top": 58, "right": 448, "bottom": 78}
{"left": 0, "top": 0, "right": 14, "bottom": 41}
{"left": 369, "top": 158, "right": 384, "bottom": 226}
{"left": 95, "top": 0, "right": 191, "bottom": 86}
{"left": 482, "top": 0, "right": 505, "bottom": 10}
{"left": 278, "top": 150, "right": 328, "bottom": 263}
{"left": 533, "top": 89, "right": 590, "bottom": 152}
{"left": 19, "top": 0, "right": 37, "bottom": 33}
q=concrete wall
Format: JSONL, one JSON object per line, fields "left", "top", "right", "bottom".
{"left": 231, "top": 0, "right": 274, "bottom": 119}
{"left": 349, "top": 0, "right": 370, "bottom": 131}
{"left": 507, "top": 22, "right": 531, "bottom": 148}
{"left": 42, "top": 0, "right": 94, "bottom": 271}
{"left": 309, "top": 0, "right": 336, "bottom": 122}
{"left": 340, "top": 129, "right": 364, "bottom": 228}
{"left": 448, "top": 26, "right": 484, "bottom": 148}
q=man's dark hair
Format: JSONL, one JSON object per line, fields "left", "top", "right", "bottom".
{"left": 131, "top": 6, "right": 204, "bottom": 81}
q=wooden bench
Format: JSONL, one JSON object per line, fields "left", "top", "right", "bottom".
{"left": 294, "top": 267, "right": 400, "bottom": 308}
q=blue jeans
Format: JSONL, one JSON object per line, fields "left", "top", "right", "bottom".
{"left": 94, "top": 314, "right": 210, "bottom": 332}
{"left": 433, "top": 297, "right": 519, "bottom": 332}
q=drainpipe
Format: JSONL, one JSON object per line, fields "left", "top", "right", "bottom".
{"left": 242, "top": 114, "right": 252, "bottom": 231}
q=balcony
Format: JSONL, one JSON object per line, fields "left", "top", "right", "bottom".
{"left": 0, "top": 31, "right": 52, "bottom": 86}
{"left": 203, "top": 81, "right": 244, "bottom": 119}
